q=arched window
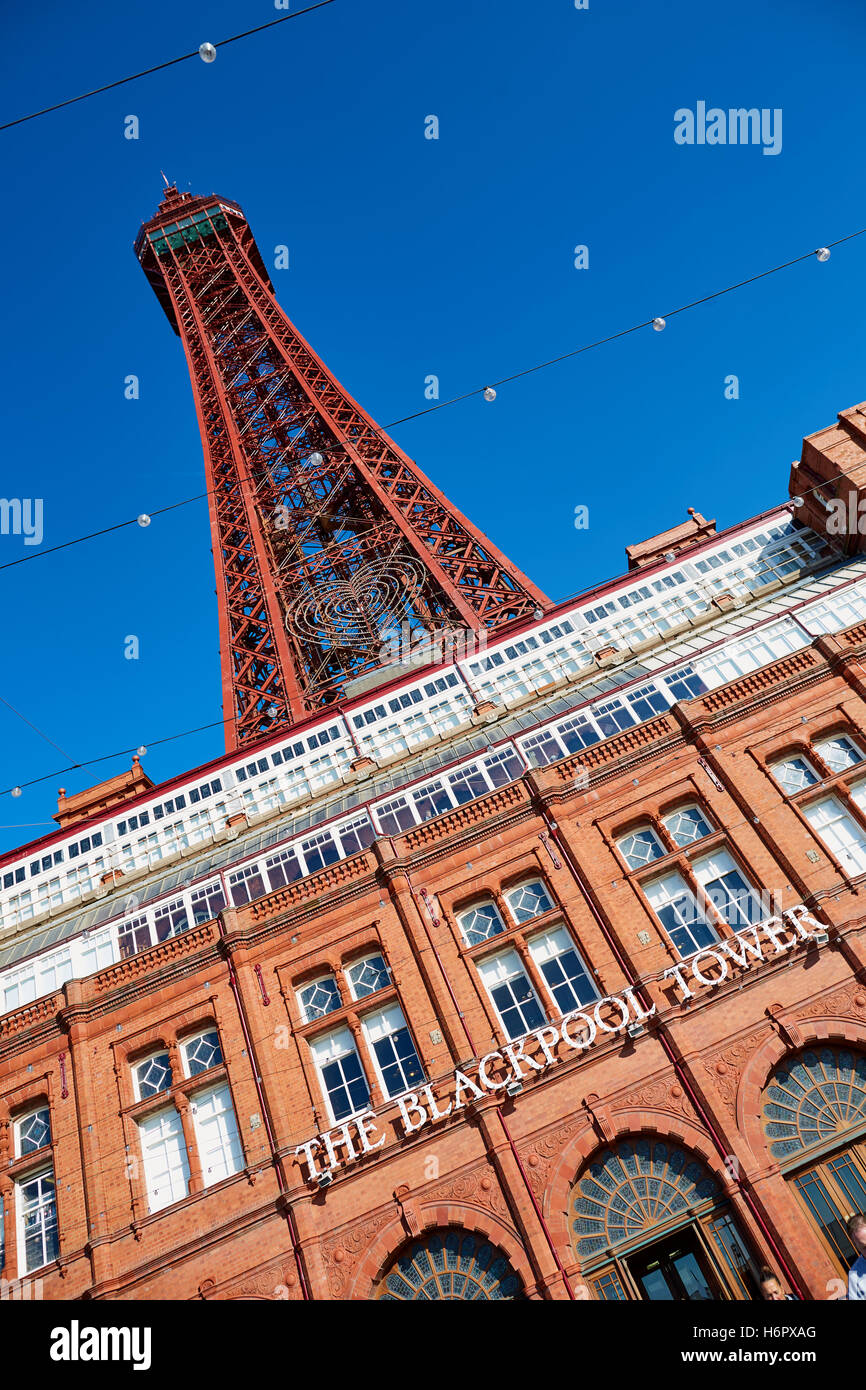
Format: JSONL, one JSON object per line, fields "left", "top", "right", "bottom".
{"left": 572, "top": 1139, "right": 719, "bottom": 1261}
{"left": 503, "top": 879, "right": 553, "bottom": 923}
{"left": 762, "top": 1046, "right": 866, "bottom": 1274}
{"left": 377, "top": 1230, "right": 523, "bottom": 1300}
{"left": 763, "top": 1047, "right": 866, "bottom": 1160}
{"left": 569, "top": 1138, "right": 757, "bottom": 1301}
{"left": 456, "top": 900, "right": 505, "bottom": 947}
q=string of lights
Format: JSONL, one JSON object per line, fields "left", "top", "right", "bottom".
{"left": 0, "top": 1, "right": 338, "bottom": 133}
{"left": 0, "top": 227, "right": 861, "bottom": 580}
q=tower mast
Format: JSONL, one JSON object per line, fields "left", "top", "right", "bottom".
{"left": 136, "top": 185, "right": 549, "bottom": 750}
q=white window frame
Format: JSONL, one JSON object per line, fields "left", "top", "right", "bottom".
{"left": 189, "top": 1083, "right": 244, "bottom": 1188}
{"left": 138, "top": 1106, "right": 190, "bottom": 1214}
{"left": 802, "top": 795, "right": 866, "bottom": 875}
{"left": 814, "top": 734, "right": 864, "bottom": 774}
{"left": 503, "top": 879, "right": 554, "bottom": 924}
{"left": 769, "top": 755, "right": 820, "bottom": 795}
{"left": 310, "top": 1027, "right": 370, "bottom": 1127}
{"left": 477, "top": 948, "right": 546, "bottom": 1041}
{"left": 16, "top": 1166, "right": 58, "bottom": 1274}
{"left": 528, "top": 926, "right": 597, "bottom": 1016}
{"left": 297, "top": 973, "right": 342, "bottom": 1024}
{"left": 180, "top": 1028, "right": 223, "bottom": 1079}
{"left": 13, "top": 1105, "right": 51, "bottom": 1160}
{"left": 133, "top": 1049, "right": 173, "bottom": 1103}
{"left": 346, "top": 953, "right": 391, "bottom": 1000}
{"left": 361, "top": 1004, "right": 425, "bottom": 1101}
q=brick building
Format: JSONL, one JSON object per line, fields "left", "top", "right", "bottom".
{"left": 3, "top": 389, "right": 866, "bottom": 1300}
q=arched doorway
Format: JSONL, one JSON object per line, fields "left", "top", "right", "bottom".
{"left": 375, "top": 1229, "right": 524, "bottom": 1300}
{"left": 570, "top": 1136, "right": 759, "bottom": 1301}
{"left": 762, "top": 1045, "right": 866, "bottom": 1277}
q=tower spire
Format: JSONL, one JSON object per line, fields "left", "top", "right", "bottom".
{"left": 135, "top": 189, "right": 549, "bottom": 750}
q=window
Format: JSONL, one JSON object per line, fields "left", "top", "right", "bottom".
{"left": 697, "top": 621, "right": 806, "bottom": 689}
{"left": 763, "top": 1048, "right": 866, "bottom": 1278}
{"left": 771, "top": 756, "right": 820, "bottom": 794}
{"left": 376, "top": 796, "right": 415, "bottom": 837}
{"left": 300, "top": 831, "right": 340, "bottom": 874}
{"left": 618, "top": 827, "right": 665, "bottom": 870}
{"left": 448, "top": 765, "right": 489, "bottom": 805}
{"left": 663, "top": 806, "right": 712, "bottom": 846}
{"left": 190, "top": 880, "right": 226, "bottom": 925}
{"left": 346, "top": 954, "right": 390, "bottom": 999}
{"left": 190, "top": 1084, "right": 243, "bottom": 1186}
{"left": 134, "top": 1051, "right": 172, "bottom": 1101}
{"left": 338, "top": 816, "right": 376, "bottom": 857}
{"left": 264, "top": 847, "right": 302, "bottom": 889}
{"left": 14, "top": 1106, "right": 51, "bottom": 1158}
{"left": 311, "top": 1028, "right": 370, "bottom": 1124}
{"left": 815, "top": 735, "right": 864, "bottom": 774}
{"left": 593, "top": 699, "right": 635, "bottom": 739}
{"left": 298, "top": 975, "right": 342, "bottom": 1023}
{"left": 118, "top": 913, "right": 152, "bottom": 959}
{"left": 414, "top": 781, "right": 453, "bottom": 821}
{"left": 643, "top": 871, "right": 718, "bottom": 957}
{"left": 363, "top": 1005, "right": 425, "bottom": 1099}
{"left": 662, "top": 665, "right": 707, "bottom": 703}
{"left": 79, "top": 929, "right": 114, "bottom": 977}
{"left": 138, "top": 1107, "right": 190, "bottom": 1213}
{"left": 528, "top": 927, "right": 596, "bottom": 1014}
{"left": 802, "top": 797, "right": 866, "bottom": 874}
{"left": 478, "top": 950, "right": 546, "bottom": 1040}
{"left": 17, "top": 1169, "right": 59, "bottom": 1272}
{"left": 457, "top": 901, "right": 506, "bottom": 947}
{"left": 182, "top": 1029, "right": 223, "bottom": 1077}
{"left": 628, "top": 682, "right": 671, "bottom": 722}
{"left": 227, "top": 864, "right": 266, "bottom": 906}
{"left": 153, "top": 898, "right": 189, "bottom": 942}
{"left": 592, "top": 1271, "right": 627, "bottom": 1301}
{"left": 693, "top": 849, "right": 764, "bottom": 928}
{"left": 504, "top": 880, "right": 553, "bottom": 923}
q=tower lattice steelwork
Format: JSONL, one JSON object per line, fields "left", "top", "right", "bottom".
{"left": 136, "top": 186, "right": 549, "bottom": 750}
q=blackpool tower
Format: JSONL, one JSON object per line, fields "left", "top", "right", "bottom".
{"left": 136, "top": 186, "right": 549, "bottom": 750}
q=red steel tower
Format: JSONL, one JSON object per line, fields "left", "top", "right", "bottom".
{"left": 135, "top": 185, "right": 549, "bottom": 750}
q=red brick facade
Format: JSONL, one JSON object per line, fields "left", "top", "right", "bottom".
{"left": 3, "top": 618, "right": 866, "bottom": 1300}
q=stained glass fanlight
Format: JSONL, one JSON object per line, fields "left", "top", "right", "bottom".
{"left": 762, "top": 1047, "right": 866, "bottom": 1161}
{"left": 571, "top": 1138, "right": 719, "bottom": 1260}
{"left": 377, "top": 1230, "right": 523, "bottom": 1300}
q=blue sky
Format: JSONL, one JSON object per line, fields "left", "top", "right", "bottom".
{"left": 0, "top": 0, "right": 864, "bottom": 853}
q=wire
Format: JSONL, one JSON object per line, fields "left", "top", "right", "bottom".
{"left": 4, "top": 715, "right": 235, "bottom": 798}
{"left": 0, "top": 1, "right": 338, "bottom": 132}
{"left": 0, "top": 226, "right": 863, "bottom": 577}
{"left": 0, "top": 695, "right": 76, "bottom": 762}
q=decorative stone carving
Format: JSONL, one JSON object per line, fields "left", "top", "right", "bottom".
{"left": 618, "top": 1075, "right": 698, "bottom": 1124}
{"left": 795, "top": 983, "right": 866, "bottom": 1025}
{"left": 425, "top": 1162, "right": 509, "bottom": 1221}
{"left": 321, "top": 1211, "right": 395, "bottom": 1298}
{"left": 519, "top": 1119, "right": 585, "bottom": 1195}
{"left": 701, "top": 1027, "right": 775, "bottom": 1117}
{"left": 220, "top": 1258, "right": 302, "bottom": 1301}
